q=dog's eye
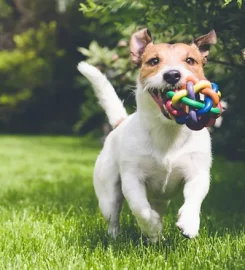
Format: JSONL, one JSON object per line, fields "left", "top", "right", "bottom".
{"left": 147, "top": 57, "right": 159, "bottom": 66}
{"left": 186, "top": 57, "right": 195, "bottom": 65}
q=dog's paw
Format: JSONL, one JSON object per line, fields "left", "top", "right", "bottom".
{"left": 176, "top": 205, "right": 200, "bottom": 239}
{"left": 137, "top": 209, "right": 163, "bottom": 242}
{"left": 146, "top": 234, "right": 165, "bottom": 244}
{"left": 108, "top": 224, "right": 120, "bottom": 239}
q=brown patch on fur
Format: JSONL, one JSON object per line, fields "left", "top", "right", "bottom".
{"left": 130, "top": 29, "right": 153, "bottom": 65}
{"left": 140, "top": 43, "right": 206, "bottom": 80}
{"left": 193, "top": 30, "right": 217, "bottom": 65}
{"left": 114, "top": 118, "right": 126, "bottom": 128}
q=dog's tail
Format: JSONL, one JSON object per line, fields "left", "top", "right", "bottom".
{"left": 77, "top": 62, "right": 128, "bottom": 128}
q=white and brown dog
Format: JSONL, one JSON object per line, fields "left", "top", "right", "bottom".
{"left": 78, "top": 28, "right": 217, "bottom": 242}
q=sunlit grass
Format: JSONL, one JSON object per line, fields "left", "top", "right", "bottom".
{"left": 0, "top": 135, "right": 244, "bottom": 269}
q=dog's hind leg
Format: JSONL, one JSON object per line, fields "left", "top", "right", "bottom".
{"left": 93, "top": 155, "right": 124, "bottom": 239}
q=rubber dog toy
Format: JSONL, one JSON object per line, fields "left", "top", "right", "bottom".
{"left": 165, "top": 78, "right": 222, "bottom": 130}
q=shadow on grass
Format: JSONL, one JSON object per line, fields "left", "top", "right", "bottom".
{"left": 1, "top": 176, "right": 96, "bottom": 212}
{"left": 203, "top": 156, "right": 245, "bottom": 228}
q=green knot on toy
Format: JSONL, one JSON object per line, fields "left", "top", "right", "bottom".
{"left": 165, "top": 77, "right": 222, "bottom": 130}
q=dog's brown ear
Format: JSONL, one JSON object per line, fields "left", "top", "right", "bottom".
{"left": 193, "top": 30, "right": 217, "bottom": 65}
{"left": 130, "top": 28, "right": 153, "bottom": 65}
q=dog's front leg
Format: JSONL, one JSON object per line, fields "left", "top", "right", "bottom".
{"left": 121, "top": 170, "right": 163, "bottom": 242}
{"left": 176, "top": 170, "right": 210, "bottom": 238}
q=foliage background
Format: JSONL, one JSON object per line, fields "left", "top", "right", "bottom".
{"left": 0, "top": 0, "right": 244, "bottom": 159}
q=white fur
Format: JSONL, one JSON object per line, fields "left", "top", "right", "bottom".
{"left": 77, "top": 62, "right": 127, "bottom": 128}
{"left": 78, "top": 61, "right": 212, "bottom": 242}
{"left": 213, "top": 100, "right": 228, "bottom": 128}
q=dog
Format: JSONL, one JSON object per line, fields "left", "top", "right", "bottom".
{"left": 78, "top": 28, "right": 217, "bottom": 242}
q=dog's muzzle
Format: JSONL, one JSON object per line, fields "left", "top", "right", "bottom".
{"left": 148, "top": 86, "right": 182, "bottom": 119}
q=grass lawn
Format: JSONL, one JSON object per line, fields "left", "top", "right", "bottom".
{"left": 0, "top": 135, "right": 245, "bottom": 269}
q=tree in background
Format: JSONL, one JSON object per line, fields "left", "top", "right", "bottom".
{"left": 79, "top": 0, "right": 245, "bottom": 159}
{"left": 0, "top": 0, "right": 97, "bottom": 133}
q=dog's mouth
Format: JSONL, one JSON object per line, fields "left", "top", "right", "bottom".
{"left": 148, "top": 84, "right": 182, "bottom": 119}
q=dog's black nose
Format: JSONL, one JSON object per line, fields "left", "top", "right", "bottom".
{"left": 163, "top": 70, "right": 181, "bottom": 84}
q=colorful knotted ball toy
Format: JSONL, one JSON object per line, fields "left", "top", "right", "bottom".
{"left": 165, "top": 77, "right": 222, "bottom": 130}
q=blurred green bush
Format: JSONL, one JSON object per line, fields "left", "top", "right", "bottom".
{"left": 0, "top": 22, "right": 60, "bottom": 108}
{"left": 0, "top": 0, "right": 96, "bottom": 133}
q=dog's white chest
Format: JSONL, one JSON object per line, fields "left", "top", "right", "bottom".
{"left": 140, "top": 154, "right": 183, "bottom": 197}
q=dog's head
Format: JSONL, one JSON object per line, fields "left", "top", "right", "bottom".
{"left": 130, "top": 28, "right": 217, "bottom": 120}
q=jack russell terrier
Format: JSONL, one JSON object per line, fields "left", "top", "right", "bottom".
{"left": 78, "top": 28, "right": 217, "bottom": 242}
